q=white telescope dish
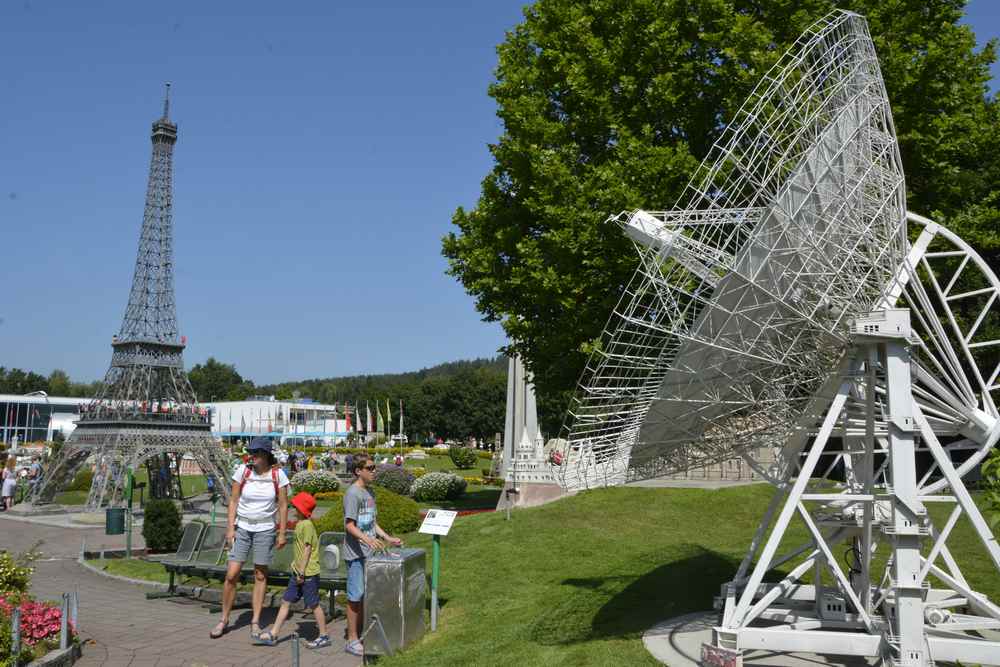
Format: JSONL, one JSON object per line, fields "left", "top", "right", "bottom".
{"left": 556, "top": 11, "right": 1000, "bottom": 666}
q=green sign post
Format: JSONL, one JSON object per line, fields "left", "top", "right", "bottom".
{"left": 418, "top": 509, "right": 457, "bottom": 632}
{"left": 431, "top": 535, "right": 441, "bottom": 630}
{"left": 125, "top": 467, "right": 134, "bottom": 559}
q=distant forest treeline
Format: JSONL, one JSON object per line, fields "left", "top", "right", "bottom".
{"left": 0, "top": 357, "right": 569, "bottom": 441}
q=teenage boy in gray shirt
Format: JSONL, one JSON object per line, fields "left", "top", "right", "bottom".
{"left": 343, "top": 454, "right": 402, "bottom": 657}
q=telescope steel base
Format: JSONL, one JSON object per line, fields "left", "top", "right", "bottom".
{"left": 705, "top": 313, "right": 1000, "bottom": 667}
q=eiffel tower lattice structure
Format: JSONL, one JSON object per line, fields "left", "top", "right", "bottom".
{"left": 34, "top": 84, "right": 232, "bottom": 512}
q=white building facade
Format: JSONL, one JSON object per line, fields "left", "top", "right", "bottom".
{"left": 0, "top": 393, "right": 90, "bottom": 445}
{"left": 203, "top": 397, "right": 350, "bottom": 446}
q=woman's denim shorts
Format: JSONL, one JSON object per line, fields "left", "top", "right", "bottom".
{"left": 228, "top": 526, "right": 276, "bottom": 566}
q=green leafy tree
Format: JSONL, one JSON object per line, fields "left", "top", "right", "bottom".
{"left": 46, "top": 369, "right": 71, "bottom": 396}
{"left": 443, "top": 0, "right": 1000, "bottom": 402}
{"left": 0, "top": 367, "right": 48, "bottom": 395}
{"left": 983, "top": 450, "right": 1000, "bottom": 532}
{"left": 187, "top": 358, "right": 255, "bottom": 401}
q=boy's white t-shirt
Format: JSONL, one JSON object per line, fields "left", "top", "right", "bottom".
{"left": 231, "top": 464, "right": 290, "bottom": 531}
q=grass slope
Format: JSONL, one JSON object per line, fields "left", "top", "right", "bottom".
{"left": 54, "top": 470, "right": 208, "bottom": 506}
{"left": 382, "top": 485, "right": 999, "bottom": 667}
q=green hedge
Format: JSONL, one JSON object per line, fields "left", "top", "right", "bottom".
{"left": 312, "top": 485, "right": 420, "bottom": 536}
{"left": 410, "top": 447, "right": 494, "bottom": 459}
{"left": 142, "top": 498, "right": 182, "bottom": 552}
{"left": 67, "top": 468, "right": 94, "bottom": 492}
{"left": 449, "top": 445, "right": 478, "bottom": 469}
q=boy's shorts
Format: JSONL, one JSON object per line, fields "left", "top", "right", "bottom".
{"left": 346, "top": 558, "right": 366, "bottom": 603}
{"left": 228, "top": 526, "right": 276, "bottom": 566}
{"left": 283, "top": 574, "right": 321, "bottom": 609}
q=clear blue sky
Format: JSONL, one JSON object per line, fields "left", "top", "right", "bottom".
{"left": 1, "top": 1, "right": 997, "bottom": 385}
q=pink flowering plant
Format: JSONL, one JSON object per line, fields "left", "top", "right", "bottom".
{"left": 0, "top": 596, "right": 73, "bottom": 647}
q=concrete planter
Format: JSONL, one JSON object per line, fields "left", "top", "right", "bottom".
{"left": 27, "top": 643, "right": 82, "bottom": 667}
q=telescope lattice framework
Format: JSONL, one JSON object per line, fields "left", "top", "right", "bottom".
{"left": 35, "top": 85, "right": 231, "bottom": 511}
{"left": 558, "top": 11, "right": 1000, "bottom": 666}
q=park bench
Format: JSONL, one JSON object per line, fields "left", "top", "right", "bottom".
{"left": 152, "top": 522, "right": 348, "bottom": 617}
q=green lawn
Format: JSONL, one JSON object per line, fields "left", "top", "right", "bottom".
{"left": 404, "top": 454, "right": 493, "bottom": 476}
{"left": 416, "top": 484, "right": 500, "bottom": 511}
{"left": 378, "top": 485, "right": 1000, "bottom": 667}
{"left": 54, "top": 490, "right": 89, "bottom": 505}
{"left": 312, "top": 485, "right": 500, "bottom": 514}
{"left": 53, "top": 470, "right": 209, "bottom": 506}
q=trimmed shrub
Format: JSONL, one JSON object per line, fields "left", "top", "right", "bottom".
{"left": 311, "top": 486, "right": 419, "bottom": 536}
{"left": 448, "top": 446, "right": 477, "bottom": 470}
{"left": 374, "top": 465, "right": 415, "bottom": 497}
{"left": 290, "top": 470, "right": 340, "bottom": 494}
{"left": 410, "top": 466, "right": 427, "bottom": 478}
{"left": 410, "top": 472, "right": 467, "bottom": 502}
{"left": 67, "top": 468, "right": 94, "bottom": 492}
{"left": 142, "top": 498, "right": 182, "bottom": 552}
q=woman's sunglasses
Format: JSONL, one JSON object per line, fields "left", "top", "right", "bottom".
{"left": 363, "top": 464, "right": 377, "bottom": 471}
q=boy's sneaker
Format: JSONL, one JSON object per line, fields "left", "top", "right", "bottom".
{"left": 306, "top": 635, "right": 331, "bottom": 650}
{"left": 344, "top": 639, "right": 364, "bottom": 656}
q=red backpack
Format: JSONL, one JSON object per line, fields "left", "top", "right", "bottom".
{"left": 239, "top": 465, "right": 279, "bottom": 498}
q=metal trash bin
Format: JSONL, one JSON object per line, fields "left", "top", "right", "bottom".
{"left": 363, "top": 548, "right": 426, "bottom": 655}
{"left": 105, "top": 507, "right": 125, "bottom": 535}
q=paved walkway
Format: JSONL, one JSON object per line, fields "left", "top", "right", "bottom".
{"left": 2, "top": 515, "right": 361, "bottom": 667}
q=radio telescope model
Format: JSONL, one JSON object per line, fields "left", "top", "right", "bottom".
{"left": 557, "top": 11, "right": 1000, "bottom": 667}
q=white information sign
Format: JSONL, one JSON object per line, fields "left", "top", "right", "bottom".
{"left": 419, "top": 509, "right": 458, "bottom": 536}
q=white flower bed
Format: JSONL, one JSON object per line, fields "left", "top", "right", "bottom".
{"left": 409, "top": 472, "right": 467, "bottom": 501}
{"left": 290, "top": 470, "right": 340, "bottom": 494}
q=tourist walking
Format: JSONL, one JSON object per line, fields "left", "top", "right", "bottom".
{"left": 343, "top": 454, "right": 403, "bottom": 657}
{"left": 2, "top": 457, "right": 17, "bottom": 509}
{"left": 28, "top": 456, "right": 43, "bottom": 495}
{"left": 210, "top": 436, "right": 289, "bottom": 641}
{"left": 254, "top": 491, "right": 331, "bottom": 649}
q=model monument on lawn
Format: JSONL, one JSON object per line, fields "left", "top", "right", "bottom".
{"left": 557, "top": 11, "right": 1000, "bottom": 666}
{"left": 496, "top": 354, "right": 564, "bottom": 510}
{"left": 32, "top": 85, "right": 231, "bottom": 512}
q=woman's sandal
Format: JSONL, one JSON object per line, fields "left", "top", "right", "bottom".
{"left": 209, "top": 620, "right": 229, "bottom": 639}
{"left": 253, "top": 630, "right": 276, "bottom": 646}
{"left": 249, "top": 624, "right": 263, "bottom": 642}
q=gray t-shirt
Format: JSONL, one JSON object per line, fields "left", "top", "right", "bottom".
{"left": 343, "top": 483, "right": 377, "bottom": 561}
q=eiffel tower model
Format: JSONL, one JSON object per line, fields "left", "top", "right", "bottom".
{"left": 33, "top": 85, "right": 232, "bottom": 512}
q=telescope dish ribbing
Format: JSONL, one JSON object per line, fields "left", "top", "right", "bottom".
{"left": 556, "top": 10, "right": 1000, "bottom": 666}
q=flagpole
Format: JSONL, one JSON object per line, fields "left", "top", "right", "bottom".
{"left": 14, "top": 402, "right": 21, "bottom": 447}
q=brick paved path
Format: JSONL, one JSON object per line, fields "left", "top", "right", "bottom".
{"left": 2, "top": 516, "right": 361, "bottom": 667}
